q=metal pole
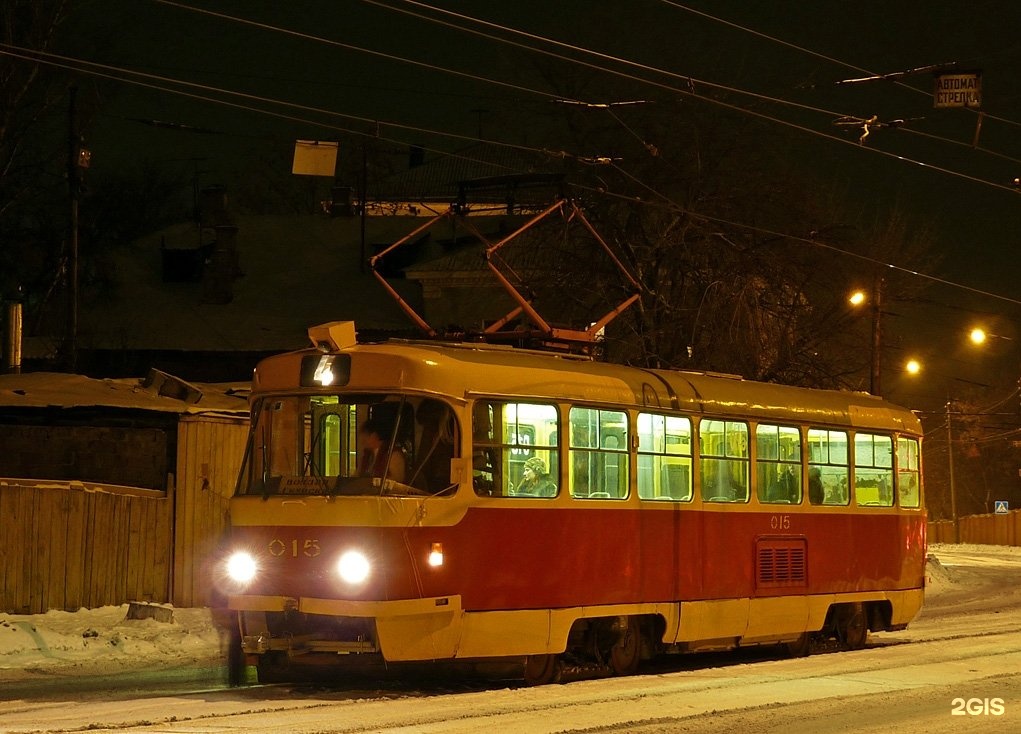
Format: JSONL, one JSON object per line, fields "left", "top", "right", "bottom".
{"left": 946, "top": 399, "right": 959, "bottom": 543}
{"left": 870, "top": 276, "right": 883, "bottom": 396}
{"left": 359, "top": 142, "right": 367, "bottom": 272}
{"left": 67, "top": 85, "right": 80, "bottom": 372}
{"left": 4, "top": 302, "right": 22, "bottom": 374}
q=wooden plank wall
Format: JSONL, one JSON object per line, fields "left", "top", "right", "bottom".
{"left": 928, "top": 510, "right": 1020, "bottom": 546}
{"left": 0, "top": 480, "right": 172, "bottom": 614}
{"left": 172, "top": 415, "right": 248, "bottom": 608}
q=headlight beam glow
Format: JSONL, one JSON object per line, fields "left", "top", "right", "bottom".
{"left": 337, "top": 550, "right": 371, "bottom": 584}
{"left": 226, "top": 551, "right": 258, "bottom": 584}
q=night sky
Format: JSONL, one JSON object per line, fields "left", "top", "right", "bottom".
{"left": 32, "top": 0, "right": 1021, "bottom": 406}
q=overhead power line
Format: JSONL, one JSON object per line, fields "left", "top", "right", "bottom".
{"left": 356, "top": 0, "right": 1021, "bottom": 187}
{"left": 4, "top": 9, "right": 1021, "bottom": 309}
{"left": 655, "top": 0, "right": 1021, "bottom": 132}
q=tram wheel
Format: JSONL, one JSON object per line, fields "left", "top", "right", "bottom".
{"left": 785, "top": 632, "right": 812, "bottom": 658}
{"left": 255, "top": 652, "right": 292, "bottom": 684}
{"left": 226, "top": 619, "right": 247, "bottom": 686}
{"left": 523, "top": 653, "right": 562, "bottom": 686}
{"left": 609, "top": 616, "right": 641, "bottom": 676}
{"left": 837, "top": 603, "right": 868, "bottom": 650}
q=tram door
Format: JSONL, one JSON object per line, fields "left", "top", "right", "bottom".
{"left": 308, "top": 401, "right": 357, "bottom": 478}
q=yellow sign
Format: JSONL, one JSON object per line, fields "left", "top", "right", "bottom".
{"left": 292, "top": 140, "right": 339, "bottom": 176}
{"left": 934, "top": 73, "right": 981, "bottom": 108}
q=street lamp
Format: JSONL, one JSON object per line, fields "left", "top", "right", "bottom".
{"left": 848, "top": 278, "right": 884, "bottom": 395}
{"left": 968, "top": 326, "right": 1012, "bottom": 346}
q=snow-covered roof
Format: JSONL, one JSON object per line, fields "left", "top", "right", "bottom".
{"left": 0, "top": 371, "right": 250, "bottom": 415}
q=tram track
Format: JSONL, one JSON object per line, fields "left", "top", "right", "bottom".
{"left": 13, "top": 625, "right": 1019, "bottom": 734}
{"left": 6, "top": 620, "right": 1019, "bottom": 734}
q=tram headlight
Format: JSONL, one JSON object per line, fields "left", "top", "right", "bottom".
{"left": 226, "top": 551, "right": 258, "bottom": 584}
{"left": 337, "top": 550, "right": 371, "bottom": 584}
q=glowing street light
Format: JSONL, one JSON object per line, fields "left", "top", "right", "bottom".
{"left": 848, "top": 282, "right": 884, "bottom": 395}
{"left": 904, "top": 358, "right": 922, "bottom": 375}
{"left": 969, "top": 327, "right": 988, "bottom": 345}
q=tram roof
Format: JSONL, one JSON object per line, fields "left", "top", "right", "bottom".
{"left": 253, "top": 337, "right": 921, "bottom": 434}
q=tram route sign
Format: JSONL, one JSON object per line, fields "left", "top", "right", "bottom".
{"left": 934, "top": 72, "right": 981, "bottom": 109}
{"left": 994, "top": 500, "right": 1009, "bottom": 514}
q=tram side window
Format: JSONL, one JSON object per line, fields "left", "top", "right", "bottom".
{"left": 570, "top": 407, "right": 629, "bottom": 499}
{"left": 807, "top": 428, "right": 850, "bottom": 505}
{"left": 755, "top": 424, "right": 802, "bottom": 504}
{"left": 700, "top": 419, "right": 749, "bottom": 503}
{"left": 897, "top": 436, "right": 922, "bottom": 508}
{"left": 265, "top": 399, "right": 301, "bottom": 480}
{"left": 407, "top": 398, "right": 460, "bottom": 494}
{"left": 637, "top": 413, "right": 693, "bottom": 501}
{"left": 472, "top": 401, "right": 559, "bottom": 497}
{"left": 854, "top": 433, "right": 894, "bottom": 507}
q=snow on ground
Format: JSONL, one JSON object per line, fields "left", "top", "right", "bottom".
{"left": 0, "top": 604, "right": 228, "bottom": 684}
{"left": 0, "top": 543, "right": 1016, "bottom": 685}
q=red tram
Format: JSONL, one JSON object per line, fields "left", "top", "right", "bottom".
{"left": 221, "top": 321, "right": 926, "bottom": 683}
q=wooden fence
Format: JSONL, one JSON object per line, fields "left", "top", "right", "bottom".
{"left": 0, "top": 479, "right": 172, "bottom": 615}
{"left": 928, "top": 509, "right": 1021, "bottom": 546}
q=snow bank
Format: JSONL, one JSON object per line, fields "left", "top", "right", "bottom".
{"left": 0, "top": 604, "right": 226, "bottom": 682}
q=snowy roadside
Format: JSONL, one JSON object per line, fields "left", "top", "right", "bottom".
{"left": 0, "top": 543, "right": 1016, "bottom": 686}
{"left": 0, "top": 604, "right": 230, "bottom": 685}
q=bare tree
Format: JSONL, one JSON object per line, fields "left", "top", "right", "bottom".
{"left": 0, "top": 1, "right": 77, "bottom": 305}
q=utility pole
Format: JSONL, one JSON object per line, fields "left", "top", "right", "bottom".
{"left": 946, "top": 398, "right": 959, "bottom": 543}
{"left": 65, "top": 85, "right": 89, "bottom": 372}
{"left": 66, "top": 85, "right": 79, "bottom": 372}
{"left": 870, "top": 276, "right": 884, "bottom": 396}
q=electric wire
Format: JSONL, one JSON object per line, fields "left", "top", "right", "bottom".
{"left": 153, "top": 0, "right": 585, "bottom": 106}
{"left": 656, "top": 0, "right": 1021, "bottom": 132}
{"left": 376, "top": 0, "right": 1021, "bottom": 172}
{"left": 360, "top": 0, "right": 851, "bottom": 118}
{"left": 359, "top": 1, "right": 1021, "bottom": 185}
{"left": 6, "top": 12, "right": 1021, "bottom": 310}
{"left": 0, "top": 43, "right": 548, "bottom": 161}
{"left": 656, "top": 0, "right": 1021, "bottom": 157}
{"left": 6, "top": 41, "right": 1020, "bottom": 312}
{"left": 152, "top": 0, "right": 1021, "bottom": 199}
{"left": 573, "top": 174, "right": 1021, "bottom": 308}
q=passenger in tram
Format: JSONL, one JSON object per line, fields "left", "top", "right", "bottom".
{"left": 777, "top": 467, "right": 799, "bottom": 502}
{"left": 359, "top": 416, "right": 407, "bottom": 483}
{"left": 808, "top": 467, "right": 824, "bottom": 505}
{"left": 516, "top": 456, "right": 557, "bottom": 496}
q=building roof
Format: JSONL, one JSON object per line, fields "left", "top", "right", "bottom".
{"left": 371, "top": 145, "right": 562, "bottom": 208}
{"left": 67, "top": 215, "right": 428, "bottom": 353}
{"left": 0, "top": 371, "right": 249, "bottom": 416}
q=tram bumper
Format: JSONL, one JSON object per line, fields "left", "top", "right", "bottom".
{"left": 230, "top": 594, "right": 463, "bottom": 661}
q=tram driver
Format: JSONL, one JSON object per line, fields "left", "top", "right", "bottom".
{"left": 359, "top": 416, "right": 407, "bottom": 484}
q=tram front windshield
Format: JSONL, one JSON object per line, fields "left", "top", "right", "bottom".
{"left": 238, "top": 393, "right": 458, "bottom": 496}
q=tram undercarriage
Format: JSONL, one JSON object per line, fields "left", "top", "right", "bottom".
{"left": 233, "top": 594, "right": 912, "bottom": 685}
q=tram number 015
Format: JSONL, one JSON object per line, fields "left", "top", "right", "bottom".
{"left": 770, "top": 514, "right": 791, "bottom": 531}
{"left": 269, "top": 538, "right": 321, "bottom": 558}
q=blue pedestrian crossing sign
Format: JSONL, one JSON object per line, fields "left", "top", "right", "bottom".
{"left": 994, "top": 500, "right": 1009, "bottom": 514}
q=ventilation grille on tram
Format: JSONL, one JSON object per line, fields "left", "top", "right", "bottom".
{"left": 756, "top": 538, "right": 807, "bottom": 588}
